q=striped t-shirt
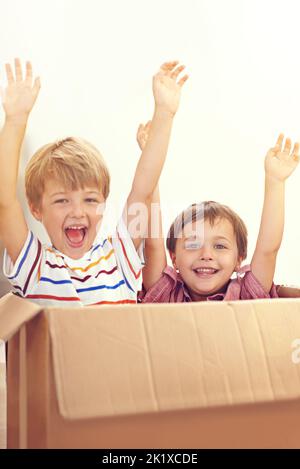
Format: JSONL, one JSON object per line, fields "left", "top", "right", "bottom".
{"left": 3, "top": 218, "right": 143, "bottom": 307}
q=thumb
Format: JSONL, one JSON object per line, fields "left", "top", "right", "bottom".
{"left": 32, "top": 76, "right": 41, "bottom": 99}
{"left": 0, "top": 86, "right": 4, "bottom": 104}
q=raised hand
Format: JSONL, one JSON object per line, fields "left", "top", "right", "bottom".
{"left": 152, "top": 61, "right": 188, "bottom": 116}
{"left": 136, "top": 120, "right": 151, "bottom": 150}
{"left": 1, "top": 58, "right": 40, "bottom": 121}
{"left": 265, "top": 134, "right": 299, "bottom": 182}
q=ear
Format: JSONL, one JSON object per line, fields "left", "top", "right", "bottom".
{"left": 97, "top": 201, "right": 106, "bottom": 217}
{"left": 170, "top": 251, "right": 177, "bottom": 271}
{"left": 29, "top": 202, "right": 42, "bottom": 222}
{"left": 234, "top": 256, "right": 243, "bottom": 273}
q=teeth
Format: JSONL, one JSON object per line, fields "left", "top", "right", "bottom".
{"left": 195, "top": 268, "right": 216, "bottom": 273}
{"left": 66, "top": 226, "right": 86, "bottom": 230}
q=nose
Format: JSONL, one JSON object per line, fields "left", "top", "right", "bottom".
{"left": 199, "top": 244, "right": 213, "bottom": 261}
{"left": 70, "top": 201, "right": 85, "bottom": 218}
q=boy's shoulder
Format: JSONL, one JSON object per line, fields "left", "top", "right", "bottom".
{"left": 138, "top": 266, "right": 186, "bottom": 303}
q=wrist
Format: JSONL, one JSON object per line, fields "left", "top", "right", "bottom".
{"left": 265, "top": 174, "right": 286, "bottom": 186}
{"left": 5, "top": 113, "right": 29, "bottom": 127}
{"left": 153, "top": 106, "right": 176, "bottom": 119}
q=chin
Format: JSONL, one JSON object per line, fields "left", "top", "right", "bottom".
{"left": 193, "top": 283, "right": 221, "bottom": 297}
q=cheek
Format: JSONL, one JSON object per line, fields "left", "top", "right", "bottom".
{"left": 93, "top": 212, "right": 103, "bottom": 224}
{"left": 43, "top": 208, "right": 65, "bottom": 226}
{"left": 223, "top": 252, "right": 239, "bottom": 269}
{"left": 89, "top": 213, "right": 103, "bottom": 233}
{"left": 176, "top": 250, "right": 197, "bottom": 268}
{"left": 88, "top": 205, "right": 102, "bottom": 218}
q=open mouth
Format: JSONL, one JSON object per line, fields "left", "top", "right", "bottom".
{"left": 64, "top": 226, "right": 87, "bottom": 248}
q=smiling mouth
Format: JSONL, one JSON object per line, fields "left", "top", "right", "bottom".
{"left": 64, "top": 226, "right": 87, "bottom": 247}
{"left": 193, "top": 267, "right": 219, "bottom": 276}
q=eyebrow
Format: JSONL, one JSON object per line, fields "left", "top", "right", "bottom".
{"left": 50, "top": 190, "right": 101, "bottom": 198}
{"left": 50, "top": 192, "right": 67, "bottom": 197}
{"left": 183, "top": 235, "right": 232, "bottom": 242}
{"left": 212, "top": 236, "right": 231, "bottom": 243}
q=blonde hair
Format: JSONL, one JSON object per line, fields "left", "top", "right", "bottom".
{"left": 25, "top": 137, "right": 110, "bottom": 208}
{"left": 167, "top": 201, "right": 248, "bottom": 260}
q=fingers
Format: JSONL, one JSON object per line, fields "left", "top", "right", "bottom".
{"left": 32, "top": 77, "right": 41, "bottom": 98}
{"left": 137, "top": 123, "right": 145, "bottom": 139}
{"left": 283, "top": 137, "right": 291, "bottom": 154}
{"left": 271, "top": 133, "right": 287, "bottom": 155}
{"left": 292, "top": 142, "right": 300, "bottom": 162}
{"left": 171, "top": 64, "right": 189, "bottom": 87}
{"left": 272, "top": 133, "right": 284, "bottom": 153}
{"left": 136, "top": 120, "right": 152, "bottom": 150}
{"left": 171, "top": 64, "right": 185, "bottom": 79}
{"left": 276, "top": 133, "right": 284, "bottom": 147}
{"left": 178, "top": 74, "right": 189, "bottom": 87}
{"left": 272, "top": 134, "right": 299, "bottom": 160}
{"left": 14, "top": 58, "right": 23, "bottom": 82}
{"left": 25, "top": 61, "right": 33, "bottom": 82}
{"left": 5, "top": 63, "right": 14, "bottom": 84}
{"left": 4, "top": 59, "right": 39, "bottom": 93}
{"left": 158, "top": 60, "right": 188, "bottom": 85}
{"left": 160, "top": 60, "right": 179, "bottom": 76}
{"left": 138, "top": 121, "right": 151, "bottom": 132}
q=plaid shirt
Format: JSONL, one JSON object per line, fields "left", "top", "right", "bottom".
{"left": 138, "top": 265, "right": 279, "bottom": 303}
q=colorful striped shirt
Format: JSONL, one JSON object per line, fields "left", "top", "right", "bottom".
{"left": 3, "top": 218, "right": 143, "bottom": 307}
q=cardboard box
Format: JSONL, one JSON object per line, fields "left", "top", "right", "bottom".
{"left": 0, "top": 340, "right": 6, "bottom": 449}
{"left": 1, "top": 292, "right": 300, "bottom": 449}
{"left": 0, "top": 241, "right": 12, "bottom": 298}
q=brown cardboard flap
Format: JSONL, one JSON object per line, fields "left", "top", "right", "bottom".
{"left": 48, "top": 299, "right": 300, "bottom": 420}
{"left": 0, "top": 294, "right": 42, "bottom": 341}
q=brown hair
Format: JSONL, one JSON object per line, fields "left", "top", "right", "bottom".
{"left": 25, "top": 137, "right": 110, "bottom": 208}
{"left": 166, "top": 201, "right": 248, "bottom": 259}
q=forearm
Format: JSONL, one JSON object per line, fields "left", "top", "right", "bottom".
{"left": 254, "top": 176, "right": 285, "bottom": 255}
{"left": 277, "top": 285, "right": 300, "bottom": 298}
{"left": 143, "top": 185, "right": 167, "bottom": 290}
{"left": 131, "top": 108, "right": 174, "bottom": 199}
{"left": 146, "top": 185, "right": 163, "bottom": 242}
{"left": 0, "top": 117, "right": 27, "bottom": 207}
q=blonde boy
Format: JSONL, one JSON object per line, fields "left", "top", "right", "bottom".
{"left": 0, "top": 59, "right": 188, "bottom": 306}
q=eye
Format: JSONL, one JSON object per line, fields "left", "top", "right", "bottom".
{"left": 184, "top": 240, "right": 202, "bottom": 250}
{"left": 54, "top": 199, "right": 68, "bottom": 204}
{"left": 85, "top": 198, "right": 99, "bottom": 203}
{"left": 214, "top": 244, "right": 227, "bottom": 249}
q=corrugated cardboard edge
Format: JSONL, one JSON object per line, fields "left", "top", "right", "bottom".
{"left": 0, "top": 293, "right": 43, "bottom": 342}
{"left": 0, "top": 341, "right": 6, "bottom": 449}
{"left": 0, "top": 294, "right": 43, "bottom": 449}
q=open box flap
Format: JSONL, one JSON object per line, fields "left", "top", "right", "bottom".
{"left": 0, "top": 293, "right": 42, "bottom": 341}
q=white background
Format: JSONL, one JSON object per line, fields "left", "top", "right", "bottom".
{"left": 0, "top": 0, "right": 299, "bottom": 286}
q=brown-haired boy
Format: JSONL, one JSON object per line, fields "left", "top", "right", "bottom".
{"left": 136, "top": 123, "right": 299, "bottom": 302}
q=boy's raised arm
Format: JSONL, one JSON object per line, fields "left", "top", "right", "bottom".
{"left": 0, "top": 59, "right": 40, "bottom": 263}
{"left": 251, "top": 134, "right": 299, "bottom": 292}
{"left": 124, "top": 61, "right": 188, "bottom": 250}
{"left": 136, "top": 121, "right": 167, "bottom": 290}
